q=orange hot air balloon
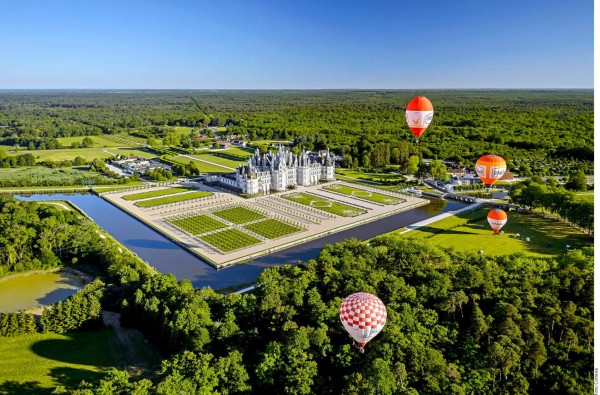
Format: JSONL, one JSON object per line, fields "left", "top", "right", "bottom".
{"left": 487, "top": 209, "right": 508, "bottom": 233}
{"left": 405, "top": 96, "right": 434, "bottom": 141}
{"left": 475, "top": 154, "right": 507, "bottom": 186}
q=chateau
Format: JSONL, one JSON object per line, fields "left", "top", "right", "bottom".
{"left": 214, "top": 145, "right": 335, "bottom": 194}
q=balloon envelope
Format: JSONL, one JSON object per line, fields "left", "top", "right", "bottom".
{"left": 476, "top": 155, "right": 507, "bottom": 186}
{"left": 340, "top": 292, "right": 387, "bottom": 348}
{"left": 487, "top": 209, "right": 508, "bottom": 233}
{"left": 405, "top": 96, "right": 434, "bottom": 139}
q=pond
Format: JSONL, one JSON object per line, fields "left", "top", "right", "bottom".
{"left": 16, "top": 194, "right": 467, "bottom": 289}
{"left": 0, "top": 269, "right": 85, "bottom": 312}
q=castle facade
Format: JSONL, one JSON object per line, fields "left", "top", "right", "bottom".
{"left": 215, "top": 145, "right": 335, "bottom": 194}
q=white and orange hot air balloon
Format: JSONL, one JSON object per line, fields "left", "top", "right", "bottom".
{"left": 487, "top": 209, "right": 508, "bottom": 233}
{"left": 405, "top": 96, "right": 434, "bottom": 141}
{"left": 475, "top": 154, "right": 507, "bottom": 187}
{"left": 339, "top": 292, "right": 387, "bottom": 353}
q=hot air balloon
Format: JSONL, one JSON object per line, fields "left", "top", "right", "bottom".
{"left": 339, "top": 292, "right": 387, "bottom": 353}
{"left": 475, "top": 154, "right": 507, "bottom": 187}
{"left": 405, "top": 96, "right": 434, "bottom": 141}
{"left": 487, "top": 209, "right": 508, "bottom": 233}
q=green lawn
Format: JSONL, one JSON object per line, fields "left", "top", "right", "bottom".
{"left": 12, "top": 148, "right": 114, "bottom": 162}
{"left": 135, "top": 191, "right": 213, "bottom": 207}
{"left": 191, "top": 153, "right": 247, "bottom": 168}
{"left": 282, "top": 192, "right": 366, "bottom": 217}
{"left": 323, "top": 184, "right": 404, "bottom": 205}
{"left": 164, "top": 155, "right": 230, "bottom": 173}
{"left": 0, "top": 329, "right": 121, "bottom": 393}
{"left": 122, "top": 187, "right": 194, "bottom": 201}
{"left": 200, "top": 228, "right": 261, "bottom": 252}
{"left": 213, "top": 206, "right": 265, "bottom": 224}
{"left": 171, "top": 214, "right": 227, "bottom": 235}
{"left": 0, "top": 167, "right": 121, "bottom": 186}
{"left": 111, "top": 147, "right": 158, "bottom": 159}
{"left": 244, "top": 219, "right": 302, "bottom": 239}
{"left": 393, "top": 206, "right": 592, "bottom": 258}
{"left": 335, "top": 168, "right": 406, "bottom": 185}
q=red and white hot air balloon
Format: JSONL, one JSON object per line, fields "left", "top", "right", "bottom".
{"left": 339, "top": 292, "right": 387, "bottom": 352}
{"left": 405, "top": 96, "right": 434, "bottom": 141}
{"left": 475, "top": 154, "right": 507, "bottom": 187}
{"left": 487, "top": 209, "right": 508, "bottom": 233}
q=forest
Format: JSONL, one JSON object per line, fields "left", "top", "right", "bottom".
{"left": 0, "top": 90, "right": 593, "bottom": 176}
{"left": 0, "top": 197, "right": 592, "bottom": 394}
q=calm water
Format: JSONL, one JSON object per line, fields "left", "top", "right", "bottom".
{"left": 16, "top": 194, "right": 466, "bottom": 289}
{"left": 0, "top": 269, "right": 84, "bottom": 312}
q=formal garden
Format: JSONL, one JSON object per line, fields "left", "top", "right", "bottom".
{"left": 323, "top": 184, "right": 404, "bottom": 205}
{"left": 170, "top": 214, "right": 227, "bottom": 235}
{"left": 243, "top": 219, "right": 302, "bottom": 239}
{"left": 282, "top": 192, "right": 366, "bottom": 217}
{"left": 122, "top": 187, "right": 194, "bottom": 201}
{"left": 134, "top": 191, "right": 212, "bottom": 207}
{"left": 212, "top": 206, "right": 266, "bottom": 224}
{"left": 200, "top": 228, "right": 261, "bottom": 252}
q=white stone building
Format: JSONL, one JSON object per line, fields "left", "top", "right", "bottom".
{"left": 214, "top": 145, "right": 335, "bottom": 194}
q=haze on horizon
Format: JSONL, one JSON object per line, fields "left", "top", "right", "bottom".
{"left": 0, "top": 0, "right": 593, "bottom": 89}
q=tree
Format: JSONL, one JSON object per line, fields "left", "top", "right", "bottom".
{"left": 81, "top": 137, "right": 94, "bottom": 148}
{"left": 406, "top": 155, "right": 419, "bottom": 176}
{"left": 565, "top": 171, "right": 587, "bottom": 191}
{"left": 429, "top": 159, "right": 450, "bottom": 181}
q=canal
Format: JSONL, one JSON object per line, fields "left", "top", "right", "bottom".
{"left": 16, "top": 194, "right": 467, "bottom": 289}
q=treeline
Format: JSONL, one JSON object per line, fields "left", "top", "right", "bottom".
{"left": 0, "top": 90, "right": 593, "bottom": 176}
{"left": 59, "top": 236, "right": 593, "bottom": 394}
{"left": 40, "top": 279, "right": 104, "bottom": 333}
{"left": 510, "top": 180, "right": 594, "bottom": 234}
{"left": 0, "top": 280, "right": 104, "bottom": 336}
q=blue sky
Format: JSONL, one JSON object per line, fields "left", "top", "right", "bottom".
{"left": 0, "top": 0, "right": 593, "bottom": 89}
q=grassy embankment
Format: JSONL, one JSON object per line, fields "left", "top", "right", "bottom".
{"left": 391, "top": 206, "right": 592, "bottom": 258}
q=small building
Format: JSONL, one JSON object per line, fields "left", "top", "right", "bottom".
{"left": 219, "top": 142, "right": 232, "bottom": 149}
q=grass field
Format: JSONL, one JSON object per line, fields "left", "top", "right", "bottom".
{"left": 335, "top": 169, "right": 406, "bottom": 184}
{"left": 0, "top": 329, "right": 120, "bottom": 393}
{"left": 191, "top": 153, "right": 247, "bottom": 168}
{"left": 244, "top": 219, "right": 302, "bottom": 239}
{"left": 122, "top": 187, "right": 194, "bottom": 201}
{"left": 164, "top": 155, "right": 230, "bottom": 173}
{"left": 56, "top": 136, "right": 127, "bottom": 148}
{"left": 213, "top": 206, "right": 265, "bottom": 224}
{"left": 393, "top": 206, "right": 592, "bottom": 258}
{"left": 324, "top": 184, "right": 403, "bottom": 205}
{"left": 200, "top": 228, "right": 261, "bottom": 252}
{"left": 0, "top": 167, "right": 119, "bottom": 186}
{"left": 171, "top": 214, "right": 227, "bottom": 235}
{"left": 283, "top": 192, "right": 366, "bottom": 217}
{"left": 135, "top": 191, "right": 213, "bottom": 207}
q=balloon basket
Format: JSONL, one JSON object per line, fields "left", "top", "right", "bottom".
{"left": 353, "top": 341, "right": 365, "bottom": 353}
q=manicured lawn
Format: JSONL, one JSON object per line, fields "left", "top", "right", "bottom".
{"left": 213, "top": 206, "right": 265, "bottom": 224}
{"left": 111, "top": 147, "right": 158, "bottom": 159}
{"left": 0, "top": 329, "right": 121, "bottom": 393}
{"left": 282, "top": 192, "right": 366, "bottom": 217}
{"left": 164, "top": 155, "right": 230, "bottom": 173}
{"left": 323, "top": 184, "right": 403, "bottom": 205}
{"left": 244, "top": 219, "right": 302, "bottom": 239}
{"left": 122, "top": 187, "right": 194, "bottom": 201}
{"left": 135, "top": 191, "right": 212, "bottom": 207}
{"left": 335, "top": 169, "right": 406, "bottom": 185}
{"left": 171, "top": 214, "right": 227, "bottom": 235}
{"left": 191, "top": 153, "right": 246, "bottom": 168}
{"left": 200, "top": 228, "right": 261, "bottom": 252}
{"left": 393, "top": 206, "right": 592, "bottom": 258}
